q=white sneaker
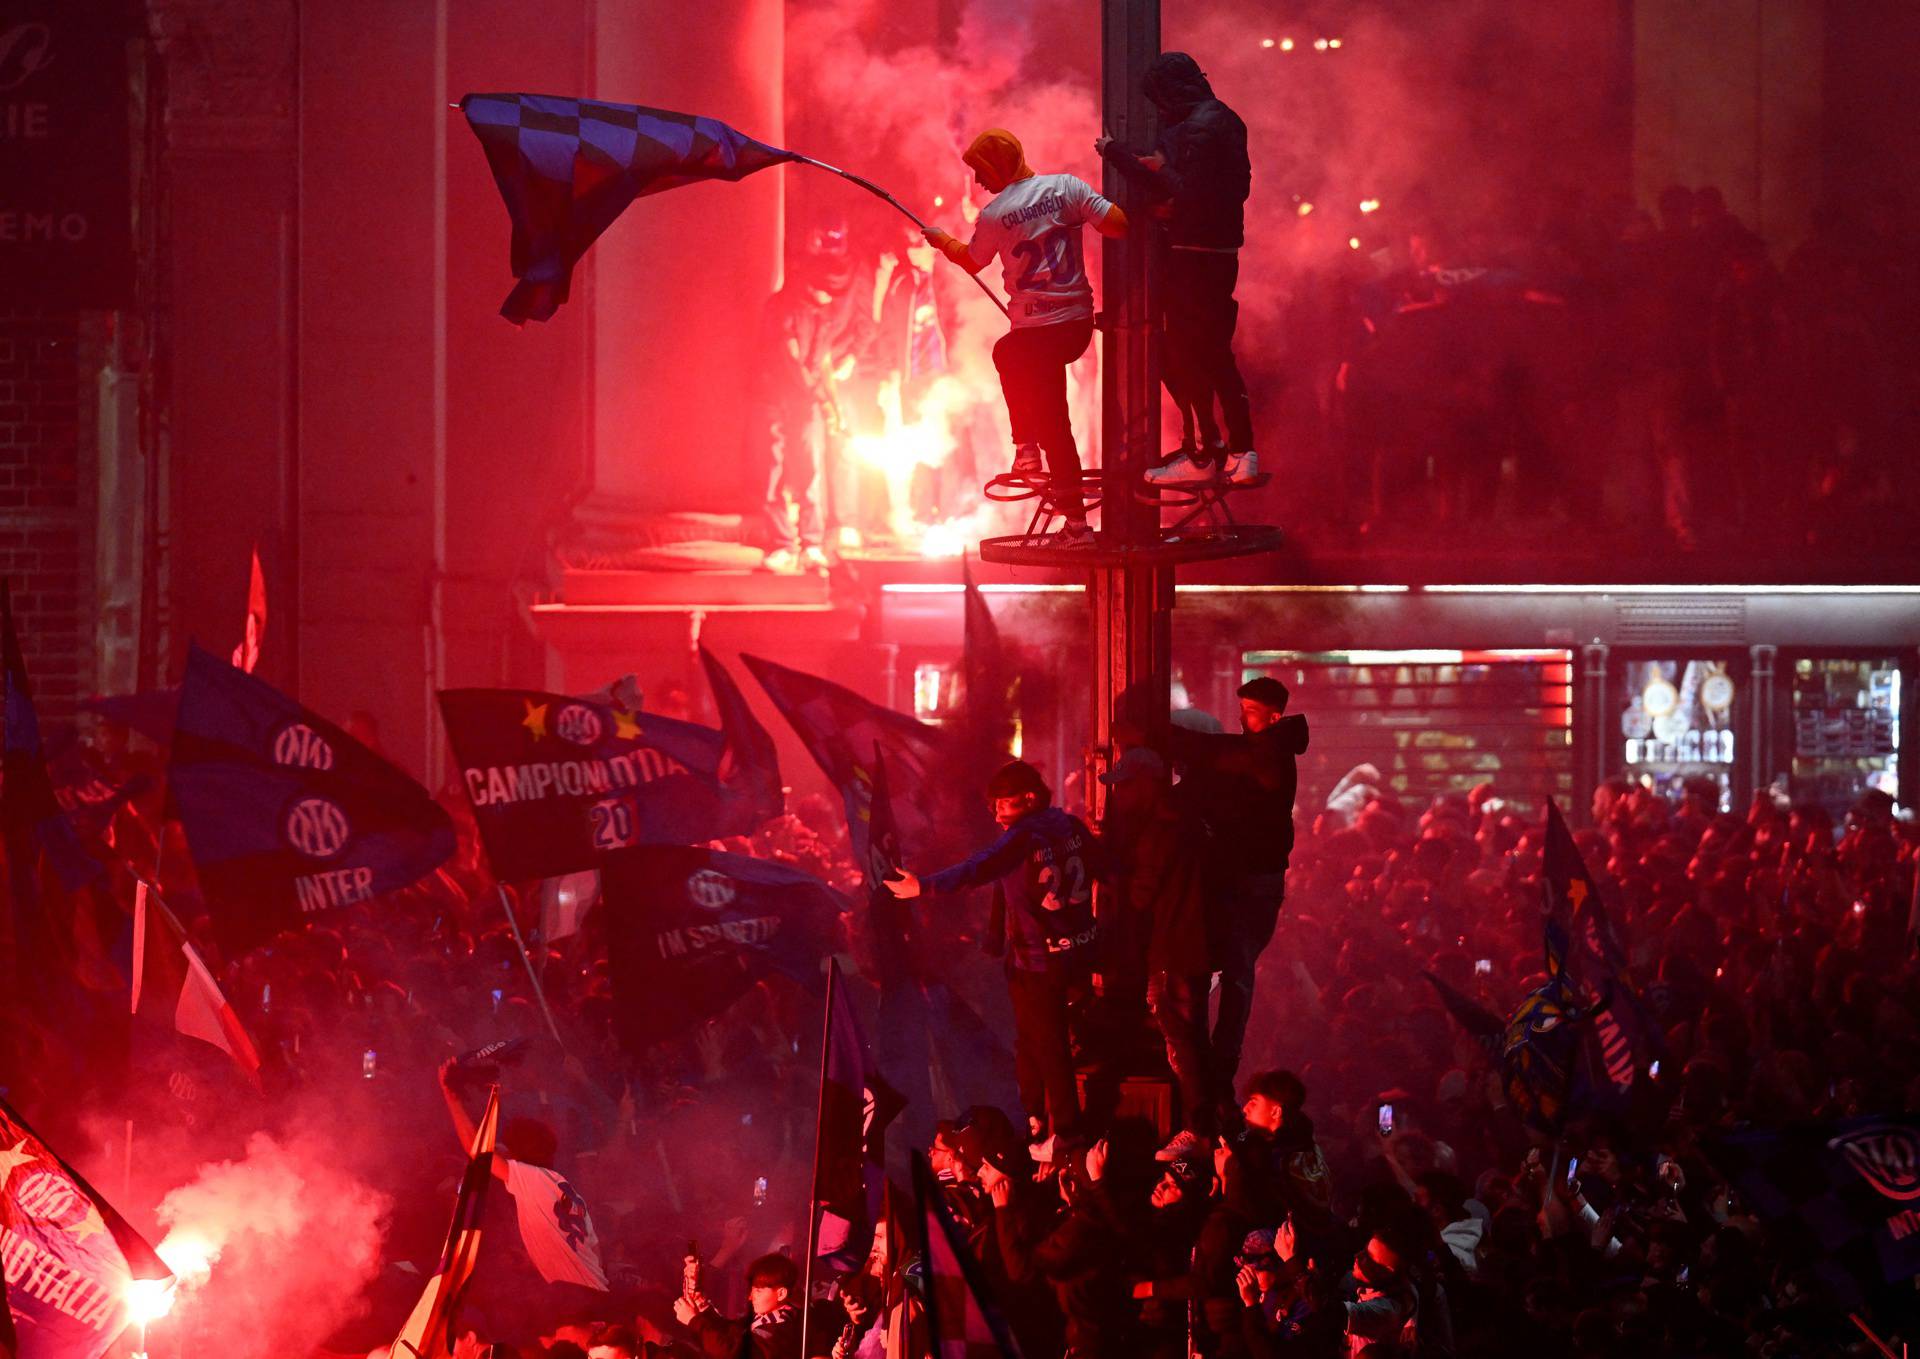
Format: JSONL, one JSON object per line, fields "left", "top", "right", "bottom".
{"left": 762, "top": 547, "right": 800, "bottom": 574}
{"left": 802, "top": 545, "right": 831, "bottom": 572}
{"left": 1053, "top": 520, "right": 1096, "bottom": 549}
{"left": 1011, "top": 443, "right": 1044, "bottom": 476}
{"left": 1223, "top": 449, "right": 1259, "bottom": 485}
{"left": 1145, "top": 451, "right": 1219, "bottom": 486}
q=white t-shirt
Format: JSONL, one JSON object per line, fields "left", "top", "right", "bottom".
{"left": 504, "top": 1158, "right": 609, "bottom": 1290}
{"left": 965, "top": 173, "right": 1113, "bottom": 329}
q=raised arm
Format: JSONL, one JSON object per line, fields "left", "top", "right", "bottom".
{"left": 436, "top": 1059, "right": 511, "bottom": 1182}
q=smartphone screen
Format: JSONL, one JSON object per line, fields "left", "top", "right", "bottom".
{"left": 1566, "top": 1158, "right": 1579, "bottom": 1187}
{"left": 1377, "top": 1103, "right": 1394, "bottom": 1136}
{"left": 1474, "top": 958, "right": 1492, "bottom": 976}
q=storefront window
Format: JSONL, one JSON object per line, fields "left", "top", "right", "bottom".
{"left": 1243, "top": 649, "right": 1572, "bottom": 809}
{"left": 1790, "top": 657, "right": 1900, "bottom": 823}
{"left": 1619, "top": 658, "right": 1736, "bottom": 810}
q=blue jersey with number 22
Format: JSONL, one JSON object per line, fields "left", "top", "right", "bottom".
{"left": 926, "top": 805, "right": 1100, "bottom": 971}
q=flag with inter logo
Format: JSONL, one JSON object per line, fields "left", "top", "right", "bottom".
{"left": 168, "top": 645, "right": 454, "bottom": 948}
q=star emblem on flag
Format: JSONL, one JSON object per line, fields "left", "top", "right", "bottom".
{"left": 67, "top": 1202, "right": 107, "bottom": 1241}
{"left": 0, "top": 1137, "right": 35, "bottom": 1185}
{"left": 612, "top": 707, "right": 642, "bottom": 741}
{"left": 522, "top": 700, "right": 550, "bottom": 740}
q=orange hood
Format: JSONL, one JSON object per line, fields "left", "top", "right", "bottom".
{"left": 963, "top": 129, "right": 1033, "bottom": 193}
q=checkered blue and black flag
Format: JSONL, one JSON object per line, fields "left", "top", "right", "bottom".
{"left": 460, "top": 93, "right": 799, "bottom": 323}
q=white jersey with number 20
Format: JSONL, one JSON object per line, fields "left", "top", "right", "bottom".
{"left": 966, "top": 173, "right": 1113, "bottom": 329}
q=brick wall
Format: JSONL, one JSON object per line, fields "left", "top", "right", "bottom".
{"left": 0, "top": 311, "right": 92, "bottom": 728}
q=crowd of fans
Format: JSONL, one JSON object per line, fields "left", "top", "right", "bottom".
{"left": 1263, "top": 181, "right": 1920, "bottom": 563}
{"left": 4, "top": 684, "right": 1919, "bottom": 1359}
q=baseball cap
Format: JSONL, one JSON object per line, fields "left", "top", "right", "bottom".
{"left": 1235, "top": 1228, "right": 1279, "bottom": 1267}
{"left": 1099, "top": 746, "right": 1168, "bottom": 786}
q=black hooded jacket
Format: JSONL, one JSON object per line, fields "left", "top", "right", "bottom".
{"left": 1167, "top": 712, "right": 1309, "bottom": 881}
{"left": 1099, "top": 52, "right": 1251, "bottom": 250}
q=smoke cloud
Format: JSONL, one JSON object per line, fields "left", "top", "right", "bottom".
{"left": 152, "top": 1132, "right": 392, "bottom": 1358}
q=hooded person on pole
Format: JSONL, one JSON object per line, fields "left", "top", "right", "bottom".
{"left": 1097, "top": 52, "right": 1257, "bottom": 486}
{"left": 921, "top": 129, "right": 1129, "bottom": 547}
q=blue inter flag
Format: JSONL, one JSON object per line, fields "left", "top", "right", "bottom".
{"left": 1541, "top": 799, "right": 1661, "bottom": 1119}
{"left": 742, "top": 653, "right": 948, "bottom": 873}
{"left": 460, "top": 93, "right": 798, "bottom": 323}
{"left": 601, "top": 845, "right": 844, "bottom": 1050}
{"left": 437, "top": 649, "right": 782, "bottom": 881}
{"left": 169, "top": 645, "right": 454, "bottom": 947}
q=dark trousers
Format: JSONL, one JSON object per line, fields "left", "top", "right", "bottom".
{"left": 759, "top": 395, "right": 825, "bottom": 550}
{"left": 1211, "top": 886, "right": 1282, "bottom": 1103}
{"left": 1164, "top": 250, "right": 1254, "bottom": 454}
{"left": 1147, "top": 970, "right": 1215, "bottom": 1135}
{"left": 992, "top": 318, "right": 1093, "bottom": 519}
{"left": 1008, "top": 966, "right": 1084, "bottom": 1137}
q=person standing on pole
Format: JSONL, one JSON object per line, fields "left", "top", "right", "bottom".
{"left": 885, "top": 759, "right": 1100, "bottom": 1151}
{"left": 921, "top": 129, "right": 1129, "bottom": 548}
{"left": 1096, "top": 52, "right": 1258, "bottom": 487}
{"left": 1165, "top": 677, "right": 1308, "bottom": 1123}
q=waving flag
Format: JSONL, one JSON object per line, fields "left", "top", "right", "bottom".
{"left": 1423, "top": 971, "right": 1504, "bottom": 1064}
{"left": 1706, "top": 1115, "right": 1920, "bottom": 1309}
{"left": 0, "top": 1093, "right": 172, "bottom": 1359}
{"left": 600, "top": 845, "right": 842, "bottom": 1052}
{"left": 743, "top": 654, "right": 947, "bottom": 870}
{"left": 502, "top": 1159, "right": 608, "bottom": 1291}
{"left": 460, "top": 93, "right": 799, "bottom": 323}
{"left": 703, "top": 648, "right": 784, "bottom": 828}
{"left": 960, "top": 556, "right": 1014, "bottom": 760}
{"left": 131, "top": 882, "right": 262, "bottom": 1085}
{"left": 169, "top": 645, "right": 454, "bottom": 948}
{"left": 1541, "top": 800, "right": 1660, "bottom": 1117}
{"left": 811, "top": 959, "right": 906, "bottom": 1275}
{"left": 1, "top": 1259, "right": 15, "bottom": 1357}
{"left": 912, "top": 1152, "right": 1023, "bottom": 1359}
{"left": 438, "top": 649, "right": 780, "bottom": 880}
{"left": 3, "top": 587, "right": 114, "bottom": 1007}
{"left": 230, "top": 546, "right": 266, "bottom": 674}
{"left": 868, "top": 750, "right": 1010, "bottom": 1144}
{"left": 392, "top": 1086, "right": 499, "bottom": 1359}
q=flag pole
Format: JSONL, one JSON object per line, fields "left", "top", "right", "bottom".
{"left": 792, "top": 155, "right": 1012, "bottom": 319}
{"left": 1852, "top": 1313, "right": 1900, "bottom": 1359}
{"left": 126, "top": 882, "right": 150, "bottom": 1200}
{"left": 497, "top": 884, "right": 567, "bottom": 1052}
{"left": 801, "top": 958, "right": 839, "bottom": 1352}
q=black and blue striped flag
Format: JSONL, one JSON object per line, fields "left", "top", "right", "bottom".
{"left": 460, "top": 93, "right": 798, "bottom": 323}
